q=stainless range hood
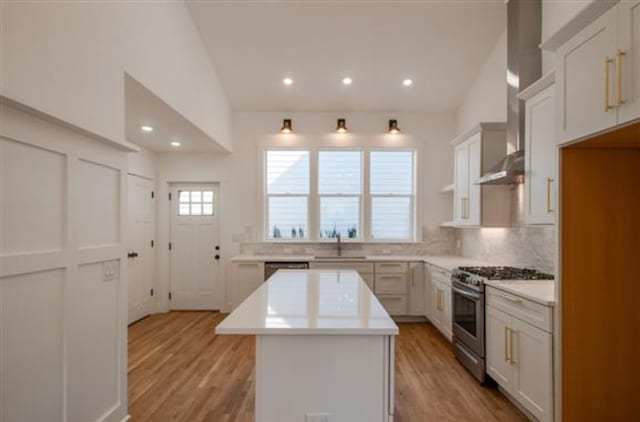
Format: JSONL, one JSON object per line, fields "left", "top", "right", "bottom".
{"left": 476, "top": 150, "right": 524, "bottom": 185}
{"left": 478, "top": 0, "right": 540, "bottom": 185}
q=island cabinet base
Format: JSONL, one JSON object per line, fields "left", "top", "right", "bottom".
{"left": 255, "top": 334, "right": 395, "bottom": 422}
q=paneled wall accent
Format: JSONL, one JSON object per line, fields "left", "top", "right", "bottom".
{"left": 0, "top": 102, "right": 128, "bottom": 422}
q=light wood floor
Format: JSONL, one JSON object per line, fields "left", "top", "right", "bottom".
{"left": 128, "top": 312, "right": 527, "bottom": 422}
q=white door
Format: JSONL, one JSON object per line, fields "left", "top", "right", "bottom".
{"left": 454, "top": 142, "right": 469, "bottom": 224}
{"left": 511, "top": 318, "right": 553, "bottom": 422}
{"left": 618, "top": 1, "right": 640, "bottom": 124}
{"left": 486, "top": 305, "right": 514, "bottom": 389}
{"left": 556, "top": 6, "right": 618, "bottom": 144}
{"left": 525, "top": 85, "right": 556, "bottom": 225}
{"left": 127, "top": 174, "right": 155, "bottom": 324}
{"left": 170, "top": 184, "right": 220, "bottom": 310}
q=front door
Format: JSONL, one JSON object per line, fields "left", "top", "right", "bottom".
{"left": 127, "top": 174, "right": 155, "bottom": 324}
{"left": 170, "top": 183, "right": 220, "bottom": 310}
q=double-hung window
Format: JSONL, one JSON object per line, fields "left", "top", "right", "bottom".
{"left": 369, "top": 150, "right": 415, "bottom": 240}
{"left": 318, "top": 150, "right": 362, "bottom": 239}
{"left": 265, "top": 149, "right": 310, "bottom": 239}
{"left": 264, "top": 148, "right": 415, "bottom": 241}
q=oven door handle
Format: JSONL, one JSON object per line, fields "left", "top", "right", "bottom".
{"left": 451, "top": 286, "right": 481, "bottom": 301}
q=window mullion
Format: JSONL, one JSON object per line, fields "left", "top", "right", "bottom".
{"left": 363, "top": 149, "right": 371, "bottom": 241}
{"left": 309, "top": 146, "right": 319, "bottom": 240}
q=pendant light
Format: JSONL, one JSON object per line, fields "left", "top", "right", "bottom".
{"left": 388, "top": 119, "right": 400, "bottom": 134}
{"left": 280, "top": 118, "right": 293, "bottom": 133}
{"left": 336, "top": 118, "right": 348, "bottom": 133}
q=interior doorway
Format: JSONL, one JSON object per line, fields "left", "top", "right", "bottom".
{"left": 127, "top": 174, "right": 155, "bottom": 324}
{"left": 169, "top": 183, "right": 221, "bottom": 310}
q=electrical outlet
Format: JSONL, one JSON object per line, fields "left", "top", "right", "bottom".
{"left": 305, "top": 413, "right": 334, "bottom": 422}
{"left": 103, "top": 260, "right": 119, "bottom": 282}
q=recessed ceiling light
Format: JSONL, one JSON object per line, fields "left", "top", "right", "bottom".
{"left": 170, "top": 141, "right": 181, "bottom": 147}
{"left": 402, "top": 78, "right": 413, "bottom": 87}
{"left": 283, "top": 77, "right": 293, "bottom": 86}
{"left": 342, "top": 77, "right": 353, "bottom": 86}
{"left": 141, "top": 125, "right": 154, "bottom": 132}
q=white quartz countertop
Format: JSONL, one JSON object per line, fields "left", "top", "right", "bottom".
{"left": 231, "top": 254, "right": 490, "bottom": 270}
{"left": 485, "top": 280, "right": 556, "bottom": 306}
{"left": 422, "top": 255, "right": 491, "bottom": 272}
{"left": 216, "top": 270, "right": 399, "bottom": 336}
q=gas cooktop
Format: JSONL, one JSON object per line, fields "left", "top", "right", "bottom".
{"left": 457, "top": 266, "right": 554, "bottom": 281}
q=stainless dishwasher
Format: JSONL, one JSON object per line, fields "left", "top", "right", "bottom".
{"left": 264, "top": 262, "right": 309, "bottom": 281}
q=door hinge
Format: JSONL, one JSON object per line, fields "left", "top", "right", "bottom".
{"left": 151, "top": 191, "right": 155, "bottom": 199}
{"left": 150, "top": 288, "right": 154, "bottom": 296}
{"left": 151, "top": 240, "right": 154, "bottom": 247}
{"left": 169, "top": 192, "right": 172, "bottom": 200}
{"left": 168, "top": 242, "right": 172, "bottom": 251}
{"left": 169, "top": 292, "right": 172, "bottom": 300}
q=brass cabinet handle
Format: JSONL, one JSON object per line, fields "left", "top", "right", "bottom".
{"left": 505, "top": 327, "right": 511, "bottom": 363}
{"left": 616, "top": 48, "right": 626, "bottom": 107}
{"left": 604, "top": 56, "right": 614, "bottom": 112}
{"left": 510, "top": 329, "right": 517, "bottom": 365}
{"left": 546, "top": 177, "right": 554, "bottom": 214}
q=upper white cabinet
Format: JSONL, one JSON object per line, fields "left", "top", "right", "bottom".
{"left": 556, "top": 2, "right": 640, "bottom": 144}
{"left": 618, "top": 1, "right": 640, "bottom": 124}
{"left": 520, "top": 76, "right": 557, "bottom": 225}
{"left": 452, "top": 123, "right": 511, "bottom": 227}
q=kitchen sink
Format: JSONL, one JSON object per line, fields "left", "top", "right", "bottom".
{"left": 314, "top": 256, "right": 368, "bottom": 260}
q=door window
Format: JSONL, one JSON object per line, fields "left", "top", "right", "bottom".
{"left": 178, "top": 190, "right": 214, "bottom": 216}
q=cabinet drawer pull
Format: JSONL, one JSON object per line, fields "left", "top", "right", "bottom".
{"left": 497, "top": 293, "right": 522, "bottom": 304}
{"left": 604, "top": 56, "right": 614, "bottom": 112}
{"left": 510, "top": 329, "right": 517, "bottom": 365}
{"left": 616, "top": 48, "right": 626, "bottom": 107}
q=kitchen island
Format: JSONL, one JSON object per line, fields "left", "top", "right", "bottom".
{"left": 216, "top": 269, "right": 399, "bottom": 422}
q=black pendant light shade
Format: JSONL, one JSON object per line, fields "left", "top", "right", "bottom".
{"left": 336, "top": 118, "right": 348, "bottom": 133}
{"left": 280, "top": 118, "right": 293, "bottom": 133}
{"left": 388, "top": 119, "right": 400, "bottom": 134}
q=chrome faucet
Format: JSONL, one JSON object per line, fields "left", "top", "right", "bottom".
{"left": 336, "top": 233, "right": 342, "bottom": 257}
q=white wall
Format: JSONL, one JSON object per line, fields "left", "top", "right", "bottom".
{"left": 455, "top": 30, "right": 508, "bottom": 133}
{"left": 1, "top": 102, "right": 128, "bottom": 422}
{"left": 0, "top": 1, "right": 231, "bottom": 150}
{"left": 153, "top": 111, "right": 456, "bottom": 311}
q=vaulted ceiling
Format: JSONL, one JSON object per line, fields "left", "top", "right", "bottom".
{"left": 187, "top": 1, "right": 506, "bottom": 112}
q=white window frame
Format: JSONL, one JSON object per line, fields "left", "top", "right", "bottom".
{"left": 264, "top": 148, "right": 311, "bottom": 241}
{"left": 317, "top": 148, "right": 364, "bottom": 242}
{"left": 262, "top": 147, "right": 417, "bottom": 242}
{"left": 367, "top": 148, "right": 416, "bottom": 242}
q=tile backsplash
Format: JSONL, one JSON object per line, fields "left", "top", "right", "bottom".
{"left": 238, "top": 227, "right": 457, "bottom": 256}
{"left": 457, "top": 226, "right": 555, "bottom": 274}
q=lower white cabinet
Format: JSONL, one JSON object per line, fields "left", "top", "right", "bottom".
{"left": 486, "top": 288, "right": 553, "bottom": 422}
{"left": 429, "top": 266, "right": 452, "bottom": 341}
{"left": 231, "top": 262, "right": 264, "bottom": 309}
{"left": 408, "top": 263, "right": 425, "bottom": 316}
{"left": 377, "top": 294, "right": 408, "bottom": 316}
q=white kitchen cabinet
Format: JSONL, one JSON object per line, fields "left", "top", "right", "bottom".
{"left": 556, "top": 3, "right": 640, "bottom": 144}
{"left": 232, "top": 262, "right": 264, "bottom": 309}
{"left": 486, "top": 287, "right": 553, "bottom": 422}
{"left": 423, "top": 263, "right": 432, "bottom": 319}
{"left": 521, "top": 80, "right": 557, "bottom": 225}
{"left": 428, "top": 266, "right": 452, "bottom": 341}
{"left": 486, "top": 305, "right": 515, "bottom": 389}
{"left": 511, "top": 317, "right": 553, "bottom": 422}
{"left": 451, "top": 123, "right": 511, "bottom": 227}
{"left": 618, "top": 1, "right": 640, "bottom": 124}
{"left": 408, "top": 262, "right": 425, "bottom": 316}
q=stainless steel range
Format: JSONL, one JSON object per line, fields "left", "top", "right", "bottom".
{"left": 451, "top": 266, "right": 553, "bottom": 382}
